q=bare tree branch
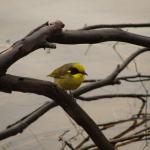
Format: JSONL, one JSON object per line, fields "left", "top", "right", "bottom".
{"left": 0, "top": 20, "right": 150, "bottom": 149}
{"left": 73, "top": 48, "right": 150, "bottom": 97}
{"left": 49, "top": 28, "right": 150, "bottom": 47}
{"left": 0, "top": 45, "right": 149, "bottom": 144}
{"left": 1, "top": 21, "right": 150, "bottom": 76}
{"left": 0, "top": 101, "right": 57, "bottom": 140}
{"left": 76, "top": 117, "right": 150, "bottom": 149}
{"left": 80, "top": 22, "right": 150, "bottom": 30}
{"left": 78, "top": 94, "right": 150, "bottom": 101}
{"left": 0, "top": 74, "right": 115, "bottom": 150}
{"left": 0, "top": 20, "right": 64, "bottom": 75}
{"left": 111, "top": 133, "right": 150, "bottom": 144}
{"left": 84, "top": 74, "right": 150, "bottom": 83}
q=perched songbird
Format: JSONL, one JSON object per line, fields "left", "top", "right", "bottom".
{"left": 47, "top": 63, "right": 87, "bottom": 90}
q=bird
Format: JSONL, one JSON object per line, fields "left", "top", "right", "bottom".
{"left": 47, "top": 63, "right": 87, "bottom": 90}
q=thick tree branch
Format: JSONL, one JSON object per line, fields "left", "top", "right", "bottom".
{"left": 49, "top": 28, "right": 150, "bottom": 47}
{"left": 0, "top": 74, "right": 114, "bottom": 150}
{"left": 1, "top": 21, "right": 150, "bottom": 76}
{"left": 0, "top": 47, "right": 149, "bottom": 143}
{"left": 0, "top": 20, "right": 64, "bottom": 75}
{"left": 0, "top": 20, "right": 150, "bottom": 149}
{"left": 1, "top": 73, "right": 148, "bottom": 140}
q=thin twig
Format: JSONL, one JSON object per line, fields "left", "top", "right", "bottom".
{"left": 78, "top": 94, "right": 150, "bottom": 101}
{"left": 80, "top": 23, "right": 150, "bottom": 30}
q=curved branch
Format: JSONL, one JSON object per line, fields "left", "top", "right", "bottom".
{"left": 0, "top": 20, "right": 150, "bottom": 149}
{"left": 49, "top": 28, "right": 150, "bottom": 47}
{"left": 0, "top": 101, "right": 56, "bottom": 140}
{"left": 0, "top": 74, "right": 114, "bottom": 150}
{"left": 1, "top": 21, "right": 150, "bottom": 76}
{"left": 73, "top": 48, "right": 150, "bottom": 97}
{"left": 0, "top": 20, "right": 64, "bottom": 75}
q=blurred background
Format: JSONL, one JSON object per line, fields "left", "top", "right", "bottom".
{"left": 0, "top": 0, "right": 150, "bottom": 149}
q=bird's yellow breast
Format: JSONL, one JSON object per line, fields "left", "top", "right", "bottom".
{"left": 54, "top": 73, "right": 85, "bottom": 90}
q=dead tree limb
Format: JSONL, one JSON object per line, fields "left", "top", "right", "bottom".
{"left": 0, "top": 74, "right": 115, "bottom": 150}
{"left": 84, "top": 74, "right": 150, "bottom": 83}
{"left": 73, "top": 48, "right": 150, "bottom": 97}
{"left": 1, "top": 22, "right": 150, "bottom": 75}
{"left": 0, "top": 20, "right": 64, "bottom": 75}
{"left": 0, "top": 20, "right": 150, "bottom": 149}
{"left": 81, "top": 22, "right": 150, "bottom": 30}
{"left": 48, "top": 28, "right": 150, "bottom": 47}
{"left": 0, "top": 101, "right": 56, "bottom": 140}
{"left": 78, "top": 94, "right": 150, "bottom": 101}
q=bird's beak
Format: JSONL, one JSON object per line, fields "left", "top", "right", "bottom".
{"left": 83, "top": 71, "right": 88, "bottom": 76}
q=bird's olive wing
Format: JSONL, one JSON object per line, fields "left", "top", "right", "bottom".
{"left": 49, "top": 63, "right": 73, "bottom": 79}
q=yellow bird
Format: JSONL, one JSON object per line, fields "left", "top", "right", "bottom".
{"left": 47, "top": 63, "right": 87, "bottom": 90}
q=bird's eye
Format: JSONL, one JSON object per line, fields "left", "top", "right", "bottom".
{"left": 69, "top": 67, "right": 80, "bottom": 75}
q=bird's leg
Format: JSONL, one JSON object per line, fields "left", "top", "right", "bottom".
{"left": 69, "top": 90, "right": 76, "bottom": 103}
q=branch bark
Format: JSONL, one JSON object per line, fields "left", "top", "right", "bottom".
{"left": 78, "top": 94, "right": 150, "bottom": 101}
{"left": 80, "top": 22, "right": 150, "bottom": 30}
{"left": 0, "top": 74, "right": 114, "bottom": 150}
{"left": 0, "top": 101, "right": 57, "bottom": 140}
{"left": 0, "top": 20, "right": 64, "bottom": 75}
{"left": 48, "top": 28, "right": 150, "bottom": 47}
{"left": 0, "top": 20, "right": 150, "bottom": 149}
{"left": 73, "top": 48, "right": 150, "bottom": 97}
